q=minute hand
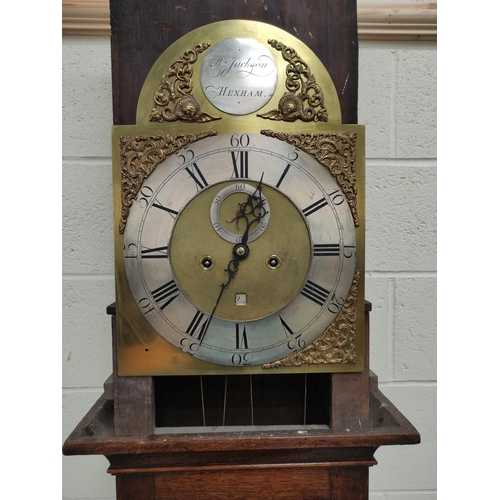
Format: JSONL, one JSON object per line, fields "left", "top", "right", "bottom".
{"left": 202, "top": 252, "right": 241, "bottom": 344}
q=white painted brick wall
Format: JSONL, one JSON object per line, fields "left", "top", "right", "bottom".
{"left": 62, "top": 32, "right": 437, "bottom": 500}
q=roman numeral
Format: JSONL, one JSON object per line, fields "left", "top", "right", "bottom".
{"left": 302, "top": 197, "right": 328, "bottom": 217}
{"left": 235, "top": 323, "right": 249, "bottom": 349}
{"left": 279, "top": 316, "right": 294, "bottom": 337}
{"left": 140, "top": 245, "right": 169, "bottom": 259}
{"left": 151, "top": 280, "right": 179, "bottom": 310}
{"left": 152, "top": 200, "right": 178, "bottom": 218}
{"left": 302, "top": 190, "right": 345, "bottom": 217}
{"left": 280, "top": 316, "right": 306, "bottom": 352}
{"left": 313, "top": 244, "right": 340, "bottom": 256}
{"left": 275, "top": 163, "right": 291, "bottom": 188}
{"left": 231, "top": 151, "right": 249, "bottom": 178}
{"left": 300, "top": 280, "right": 330, "bottom": 307}
{"left": 185, "top": 162, "right": 208, "bottom": 190}
{"left": 186, "top": 310, "right": 208, "bottom": 341}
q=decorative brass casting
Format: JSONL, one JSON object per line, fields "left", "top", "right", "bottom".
{"left": 118, "top": 131, "right": 218, "bottom": 234}
{"left": 257, "top": 40, "right": 328, "bottom": 122}
{"left": 149, "top": 43, "right": 221, "bottom": 123}
{"left": 261, "top": 130, "right": 360, "bottom": 226}
{"left": 263, "top": 270, "right": 360, "bottom": 368}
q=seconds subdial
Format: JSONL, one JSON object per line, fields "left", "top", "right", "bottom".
{"left": 210, "top": 182, "right": 270, "bottom": 243}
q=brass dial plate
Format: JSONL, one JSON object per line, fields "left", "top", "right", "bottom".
{"left": 113, "top": 20, "right": 365, "bottom": 375}
{"left": 121, "top": 133, "right": 357, "bottom": 367}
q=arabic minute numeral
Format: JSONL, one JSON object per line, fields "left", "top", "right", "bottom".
{"left": 135, "top": 186, "right": 153, "bottom": 207}
{"left": 138, "top": 297, "right": 155, "bottom": 315}
{"left": 287, "top": 148, "right": 299, "bottom": 162}
{"left": 328, "top": 190, "right": 345, "bottom": 206}
{"left": 288, "top": 334, "right": 306, "bottom": 352}
{"left": 180, "top": 338, "right": 200, "bottom": 356}
{"left": 230, "top": 133, "right": 250, "bottom": 148}
{"left": 175, "top": 147, "right": 195, "bottom": 166}
{"left": 124, "top": 243, "right": 138, "bottom": 259}
{"left": 231, "top": 353, "right": 252, "bottom": 366}
{"left": 343, "top": 245, "right": 356, "bottom": 258}
{"left": 328, "top": 294, "right": 345, "bottom": 314}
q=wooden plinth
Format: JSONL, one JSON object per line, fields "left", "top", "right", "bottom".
{"left": 63, "top": 371, "right": 419, "bottom": 500}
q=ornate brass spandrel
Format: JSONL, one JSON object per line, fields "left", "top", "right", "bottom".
{"left": 261, "top": 130, "right": 360, "bottom": 226}
{"left": 149, "top": 43, "right": 221, "bottom": 123}
{"left": 257, "top": 40, "right": 328, "bottom": 123}
{"left": 262, "top": 270, "right": 360, "bottom": 368}
{"left": 118, "top": 131, "right": 218, "bottom": 234}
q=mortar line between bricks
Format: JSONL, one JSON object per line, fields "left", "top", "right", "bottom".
{"left": 390, "top": 49, "right": 398, "bottom": 157}
{"left": 360, "top": 40, "right": 437, "bottom": 51}
{"left": 63, "top": 156, "right": 438, "bottom": 169}
{"left": 366, "top": 271, "right": 436, "bottom": 278}
{"left": 63, "top": 156, "right": 111, "bottom": 164}
{"left": 388, "top": 278, "right": 396, "bottom": 381}
{"left": 379, "top": 381, "right": 436, "bottom": 388}
{"left": 366, "top": 158, "right": 436, "bottom": 167}
{"left": 62, "top": 386, "right": 109, "bottom": 393}
{"left": 63, "top": 273, "right": 115, "bottom": 280}
{"left": 369, "top": 489, "right": 437, "bottom": 495}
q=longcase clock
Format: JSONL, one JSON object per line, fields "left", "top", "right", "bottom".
{"left": 63, "top": 5, "right": 420, "bottom": 500}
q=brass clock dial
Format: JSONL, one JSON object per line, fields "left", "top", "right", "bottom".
{"left": 122, "top": 133, "right": 357, "bottom": 366}
{"left": 113, "top": 20, "right": 365, "bottom": 375}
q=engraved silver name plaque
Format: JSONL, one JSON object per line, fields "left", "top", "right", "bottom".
{"left": 200, "top": 37, "right": 278, "bottom": 115}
